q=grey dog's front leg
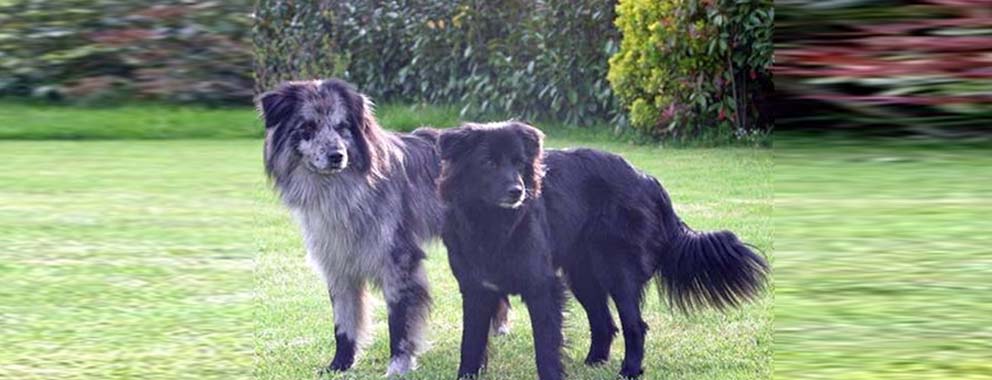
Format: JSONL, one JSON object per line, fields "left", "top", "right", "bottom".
{"left": 383, "top": 246, "right": 431, "bottom": 377}
{"left": 323, "top": 274, "right": 370, "bottom": 372}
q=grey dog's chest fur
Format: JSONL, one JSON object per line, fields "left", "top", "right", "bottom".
{"left": 287, "top": 169, "right": 404, "bottom": 284}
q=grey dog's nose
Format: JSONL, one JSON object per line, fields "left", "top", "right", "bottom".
{"left": 507, "top": 186, "right": 524, "bottom": 200}
{"left": 328, "top": 152, "right": 344, "bottom": 165}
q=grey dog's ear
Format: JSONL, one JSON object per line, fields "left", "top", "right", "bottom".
{"left": 439, "top": 124, "right": 480, "bottom": 161}
{"left": 256, "top": 84, "right": 299, "bottom": 129}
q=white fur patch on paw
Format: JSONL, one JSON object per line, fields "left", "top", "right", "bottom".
{"left": 386, "top": 355, "right": 417, "bottom": 377}
{"left": 496, "top": 322, "right": 511, "bottom": 336}
{"left": 491, "top": 320, "right": 511, "bottom": 336}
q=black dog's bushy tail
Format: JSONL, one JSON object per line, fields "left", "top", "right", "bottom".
{"left": 657, "top": 226, "right": 768, "bottom": 313}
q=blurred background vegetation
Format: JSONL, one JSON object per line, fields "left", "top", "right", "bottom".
{"left": 777, "top": 0, "right": 992, "bottom": 135}
{"left": 0, "top": 0, "right": 254, "bottom": 105}
{"left": 3, "top": 0, "right": 988, "bottom": 139}
{"left": 1, "top": 0, "right": 774, "bottom": 143}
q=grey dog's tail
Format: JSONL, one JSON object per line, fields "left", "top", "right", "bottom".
{"left": 656, "top": 223, "right": 768, "bottom": 313}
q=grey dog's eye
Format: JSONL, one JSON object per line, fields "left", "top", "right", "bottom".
{"left": 299, "top": 122, "right": 316, "bottom": 139}
{"left": 334, "top": 123, "right": 347, "bottom": 131}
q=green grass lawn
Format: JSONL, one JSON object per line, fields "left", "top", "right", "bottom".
{"left": 0, "top": 140, "right": 260, "bottom": 379}
{"left": 6, "top": 102, "right": 985, "bottom": 380}
{"left": 0, "top": 101, "right": 262, "bottom": 140}
{"left": 774, "top": 138, "right": 992, "bottom": 380}
{"left": 0, "top": 103, "right": 772, "bottom": 380}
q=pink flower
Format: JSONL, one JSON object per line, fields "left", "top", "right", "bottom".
{"left": 662, "top": 103, "right": 678, "bottom": 121}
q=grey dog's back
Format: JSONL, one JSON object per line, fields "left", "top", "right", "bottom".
{"left": 393, "top": 127, "right": 445, "bottom": 243}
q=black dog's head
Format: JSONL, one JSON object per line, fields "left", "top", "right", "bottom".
{"left": 438, "top": 122, "right": 545, "bottom": 209}
{"left": 257, "top": 79, "right": 390, "bottom": 182}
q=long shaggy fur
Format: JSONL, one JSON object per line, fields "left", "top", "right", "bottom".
{"left": 438, "top": 121, "right": 768, "bottom": 380}
{"left": 257, "top": 79, "right": 443, "bottom": 377}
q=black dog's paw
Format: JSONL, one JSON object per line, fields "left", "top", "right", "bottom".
{"left": 618, "top": 366, "right": 643, "bottom": 380}
{"left": 584, "top": 351, "right": 609, "bottom": 366}
{"left": 457, "top": 365, "right": 488, "bottom": 380}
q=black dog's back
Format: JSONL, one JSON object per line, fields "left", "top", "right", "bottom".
{"left": 544, "top": 147, "right": 766, "bottom": 308}
{"left": 542, "top": 149, "right": 681, "bottom": 265}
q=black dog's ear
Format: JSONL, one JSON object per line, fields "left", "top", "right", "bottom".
{"left": 509, "top": 122, "right": 546, "bottom": 198}
{"left": 510, "top": 122, "right": 544, "bottom": 159}
{"left": 256, "top": 84, "right": 299, "bottom": 129}
{"left": 439, "top": 124, "right": 481, "bottom": 161}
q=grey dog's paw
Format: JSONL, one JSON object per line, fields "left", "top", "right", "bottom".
{"left": 320, "top": 354, "right": 353, "bottom": 374}
{"left": 386, "top": 355, "right": 417, "bottom": 378}
{"left": 490, "top": 318, "right": 511, "bottom": 336}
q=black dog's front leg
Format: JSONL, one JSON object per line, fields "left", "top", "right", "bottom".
{"left": 613, "top": 281, "right": 647, "bottom": 379}
{"left": 457, "top": 288, "right": 502, "bottom": 379}
{"left": 522, "top": 280, "right": 565, "bottom": 380}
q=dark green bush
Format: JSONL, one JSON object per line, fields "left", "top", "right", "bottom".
{"left": 0, "top": 0, "right": 253, "bottom": 104}
{"left": 253, "top": 0, "right": 345, "bottom": 93}
{"left": 608, "top": 0, "right": 773, "bottom": 140}
{"left": 253, "top": 0, "right": 621, "bottom": 126}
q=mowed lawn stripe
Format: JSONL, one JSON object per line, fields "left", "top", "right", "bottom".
{"left": 0, "top": 140, "right": 260, "bottom": 379}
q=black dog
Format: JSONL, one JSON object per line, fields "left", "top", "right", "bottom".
{"left": 438, "top": 122, "right": 768, "bottom": 380}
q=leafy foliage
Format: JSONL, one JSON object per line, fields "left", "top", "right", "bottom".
{"left": 608, "top": 0, "right": 773, "bottom": 140}
{"left": 0, "top": 0, "right": 254, "bottom": 104}
{"left": 254, "top": 0, "right": 620, "bottom": 126}
{"left": 252, "top": 0, "right": 345, "bottom": 93}
{"left": 777, "top": 0, "right": 992, "bottom": 133}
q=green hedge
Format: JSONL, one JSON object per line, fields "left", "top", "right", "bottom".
{"left": 254, "top": 0, "right": 621, "bottom": 127}
{"left": 608, "top": 0, "right": 773, "bottom": 140}
{"left": 253, "top": 1, "right": 345, "bottom": 95}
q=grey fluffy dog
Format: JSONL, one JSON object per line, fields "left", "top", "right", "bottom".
{"left": 258, "top": 79, "right": 508, "bottom": 377}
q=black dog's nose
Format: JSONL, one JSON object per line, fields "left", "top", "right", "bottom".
{"left": 328, "top": 152, "right": 344, "bottom": 165}
{"left": 507, "top": 186, "right": 524, "bottom": 200}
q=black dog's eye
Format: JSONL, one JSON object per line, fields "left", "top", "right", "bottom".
{"left": 483, "top": 158, "right": 498, "bottom": 168}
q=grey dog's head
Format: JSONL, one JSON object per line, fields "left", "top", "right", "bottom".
{"left": 257, "top": 79, "right": 389, "bottom": 184}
